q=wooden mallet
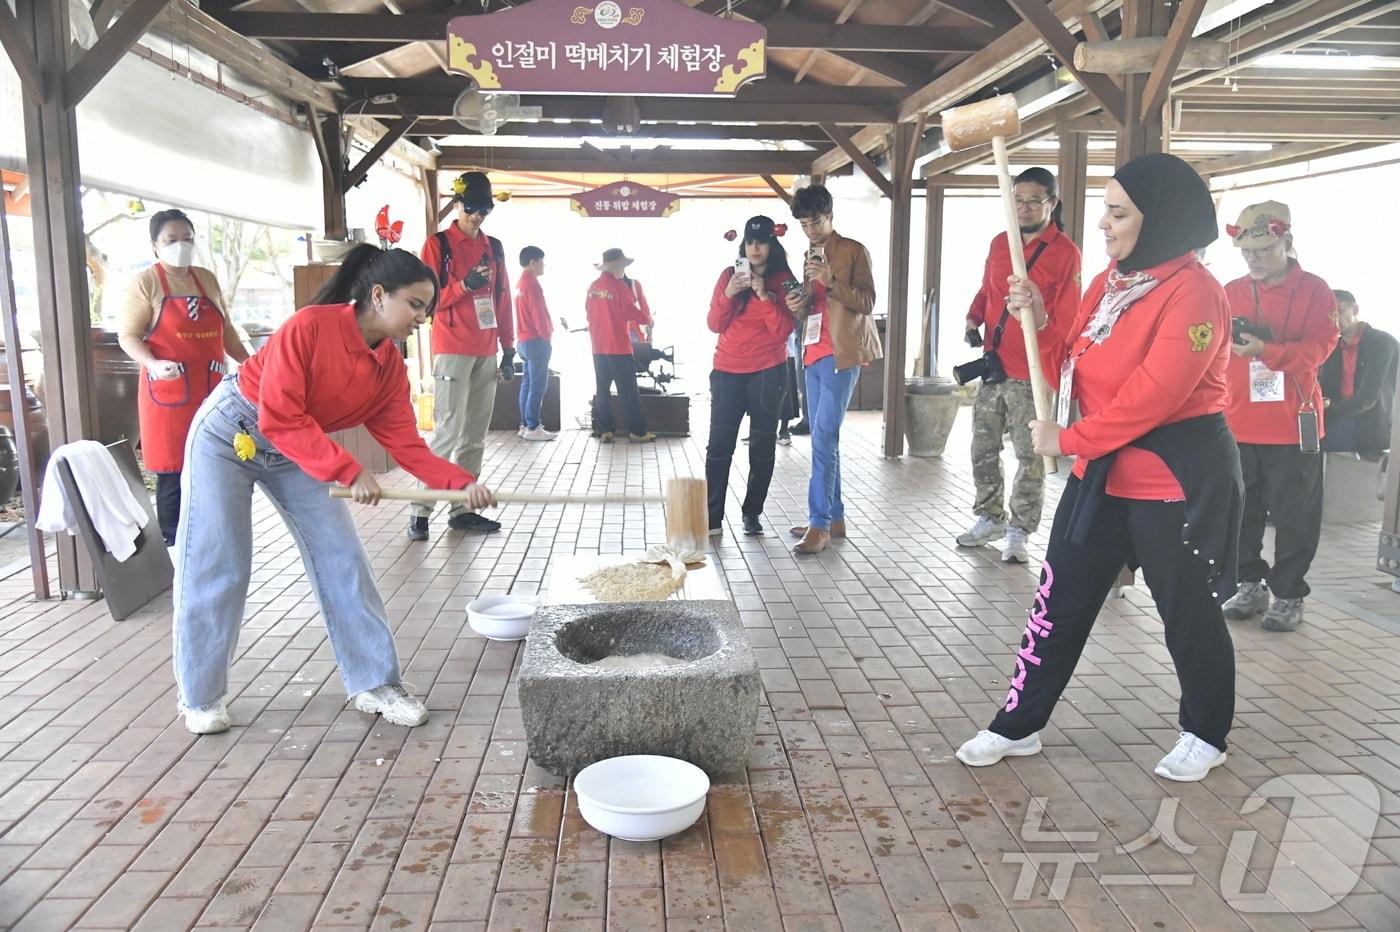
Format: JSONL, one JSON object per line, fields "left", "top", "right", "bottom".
{"left": 939, "top": 94, "right": 1058, "bottom": 474}
{"left": 331, "top": 476, "right": 710, "bottom": 550}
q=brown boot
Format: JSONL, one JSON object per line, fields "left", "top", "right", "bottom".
{"left": 793, "top": 527, "right": 831, "bottom": 554}
{"left": 789, "top": 520, "right": 846, "bottom": 539}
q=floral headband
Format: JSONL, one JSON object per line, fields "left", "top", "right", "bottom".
{"left": 724, "top": 224, "right": 786, "bottom": 241}
{"left": 449, "top": 176, "right": 511, "bottom": 202}
{"left": 1226, "top": 218, "right": 1290, "bottom": 239}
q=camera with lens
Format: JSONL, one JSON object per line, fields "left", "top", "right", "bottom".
{"left": 1231, "top": 317, "right": 1274, "bottom": 345}
{"left": 953, "top": 351, "right": 1007, "bottom": 386}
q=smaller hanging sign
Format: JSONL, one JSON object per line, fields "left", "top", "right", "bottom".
{"left": 571, "top": 181, "right": 679, "bottom": 219}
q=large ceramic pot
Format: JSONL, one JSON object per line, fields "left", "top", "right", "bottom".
{"left": 0, "top": 371, "right": 49, "bottom": 479}
{"left": 90, "top": 327, "right": 141, "bottom": 447}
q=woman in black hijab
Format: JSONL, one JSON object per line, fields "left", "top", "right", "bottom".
{"left": 956, "top": 153, "right": 1242, "bottom": 783}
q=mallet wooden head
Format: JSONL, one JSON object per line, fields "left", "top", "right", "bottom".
{"left": 939, "top": 95, "right": 1021, "bottom": 152}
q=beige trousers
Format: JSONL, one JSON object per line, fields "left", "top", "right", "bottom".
{"left": 413, "top": 353, "right": 497, "bottom": 518}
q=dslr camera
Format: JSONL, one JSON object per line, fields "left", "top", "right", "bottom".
{"left": 953, "top": 351, "right": 1007, "bottom": 386}
{"left": 1231, "top": 317, "right": 1274, "bottom": 345}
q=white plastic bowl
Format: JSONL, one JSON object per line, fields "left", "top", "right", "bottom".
{"left": 466, "top": 594, "right": 537, "bottom": 641}
{"left": 573, "top": 755, "right": 710, "bottom": 841}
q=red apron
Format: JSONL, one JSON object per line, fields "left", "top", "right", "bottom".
{"left": 137, "top": 265, "right": 227, "bottom": 472}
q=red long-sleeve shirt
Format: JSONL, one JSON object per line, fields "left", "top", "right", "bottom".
{"left": 420, "top": 224, "right": 514, "bottom": 357}
{"left": 708, "top": 266, "right": 798, "bottom": 373}
{"left": 514, "top": 270, "right": 553, "bottom": 342}
{"left": 586, "top": 273, "right": 651, "bottom": 355}
{"left": 1055, "top": 253, "right": 1231, "bottom": 500}
{"left": 627, "top": 280, "right": 652, "bottom": 342}
{"left": 1223, "top": 262, "right": 1338, "bottom": 444}
{"left": 238, "top": 303, "right": 474, "bottom": 489}
{"left": 966, "top": 224, "right": 1082, "bottom": 385}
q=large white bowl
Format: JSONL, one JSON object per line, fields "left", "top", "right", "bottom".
{"left": 573, "top": 755, "right": 709, "bottom": 841}
{"left": 466, "top": 594, "right": 537, "bottom": 641}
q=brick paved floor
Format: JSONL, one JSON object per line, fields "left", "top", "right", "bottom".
{"left": 1, "top": 407, "right": 1398, "bottom": 931}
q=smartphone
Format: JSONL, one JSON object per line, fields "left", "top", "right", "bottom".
{"left": 1299, "top": 408, "right": 1320, "bottom": 454}
{"left": 782, "top": 279, "right": 803, "bottom": 297}
{"left": 807, "top": 245, "right": 825, "bottom": 264}
{"left": 734, "top": 257, "right": 750, "bottom": 278}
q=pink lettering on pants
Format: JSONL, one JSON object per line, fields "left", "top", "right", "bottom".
{"left": 1004, "top": 562, "right": 1055, "bottom": 713}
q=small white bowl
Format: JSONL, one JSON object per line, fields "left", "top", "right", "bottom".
{"left": 466, "top": 594, "right": 537, "bottom": 641}
{"left": 573, "top": 755, "right": 709, "bottom": 841}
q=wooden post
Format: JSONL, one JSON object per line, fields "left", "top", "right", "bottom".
{"left": 1057, "top": 128, "right": 1089, "bottom": 249}
{"left": 883, "top": 122, "right": 917, "bottom": 458}
{"left": 921, "top": 184, "right": 945, "bottom": 377}
{"left": 0, "top": 171, "right": 50, "bottom": 598}
{"left": 1115, "top": 0, "right": 1171, "bottom": 165}
{"left": 311, "top": 110, "right": 348, "bottom": 240}
{"left": 422, "top": 167, "right": 439, "bottom": 235}
{"left": 20, "top": 0, "right": 99, "bottom": 592}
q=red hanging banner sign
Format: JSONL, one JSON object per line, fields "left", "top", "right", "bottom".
{"left": 447, "top": 0, "right": 767, "bottom": 97}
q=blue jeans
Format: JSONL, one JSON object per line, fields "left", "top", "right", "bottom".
{"left": 172, "top": 378, "right": 402, "bottom": 709}
{"left": 517, "top": 338, "right": 551, "bottom": 430}
{"left": 804, "top": 355, "right": 861, "bottom": 530}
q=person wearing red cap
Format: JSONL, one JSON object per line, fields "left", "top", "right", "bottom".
{"left": 585, "top": 248, "right": 654, "bottom": 442}
{"left": 1219, "top": 201, "right": 1338, "bottom": 633}
{"left": 409, "top": 171, "right": 515, "bottom": 541}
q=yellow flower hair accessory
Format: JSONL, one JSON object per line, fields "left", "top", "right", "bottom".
{"left": 233, "top": 431, "right": 256, "bottom": 462}
{"left": 451, "top": 176, "right": 467, "bottom": 195}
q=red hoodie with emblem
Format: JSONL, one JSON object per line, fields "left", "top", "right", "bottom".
{"left": 585, "top": 273, "right": 651, "bottom": 355}
{"left": 1052, "top": 253, "right": 1232, "bottom": 500}
{"left": 420, "top": 224, "right": 515, "bottom": 357}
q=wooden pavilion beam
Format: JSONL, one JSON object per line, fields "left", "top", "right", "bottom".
{"left": 435, "top": 147, "right": 850, "bottom": 176}
{"left": 404, "top": 120, "right": 833, "bottom": 143}
{"left": 0, "top": 0, "right": 44, "bottom": 103}
{"left": 1175, "top": 111, "right": 1400, "bottom": 139}
{"left": 344, "top": 115, "right": 416, "bottom": 189}
{"left": 820, "top": 122, "right": 894, "bottom": 197}
{"left": 1139, "top": 0, "right": 1209, "bottom": 118}
{"left": 1192, "top": 140, "right": 1378, "bottom": 177}
{"left": 64, "top": 0, "right": 171, "bottom": 107}
{"left": 761, "top": 175, "right": 793, "bottom": 205}
{"left": 337, "top": 77, "right": 901, "bottom": 107}
{"left": 362, "top": 97, "right": 897, "bottom": 124}
{"left": 1004, "top": 0, "right": 1126, "bottom": 122}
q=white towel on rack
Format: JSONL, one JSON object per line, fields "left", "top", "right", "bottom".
{"left": 36, "top": 441, "right": 149, "bottom": 562}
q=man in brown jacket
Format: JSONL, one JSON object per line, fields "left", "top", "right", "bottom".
{"left": 783, "top": 184, "right": 881, "bottom": 554}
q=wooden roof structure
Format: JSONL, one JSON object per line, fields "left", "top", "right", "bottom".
{"left": 4, "top": 0, "right": 1400, "bottom": 592}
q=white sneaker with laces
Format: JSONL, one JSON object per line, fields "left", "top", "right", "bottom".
{"left": 955, "top": 730, "right": 1041, "bottom": 766}
{"left": 1002, "top": 528, "right": 1029, "bottom": 563}
{"left": 353, "top": 683, "right": 429, "bottom": 727}
{"left": 956, "top": 515, "right": 1006, "bottom": 548}
{"left": 1154, "top": 732, "right": 1225, "bottom": 782}
{"left": 182, "top": 700, "right": 230, "bottom": 735}
{"left": 521, "top": 426, "right": 556, "bottom": 442}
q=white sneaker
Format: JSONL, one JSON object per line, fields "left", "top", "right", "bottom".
{"left": 521, "top": 426, "right": 556, "bottom": 442}
{"left": 517, "top": 425, "right": 525, "bottom": 437}
{"left": 955, "top": 730, "right": 1042, "bottom": 766}
{"left": 1001, "top": 528, "right": 1029, "bottom": 563}
{"left": 1154, "top": 732, "right": 1226, "bottom": 782}
{"left": 956, "top": 515, "right": 1005, "bottom": 548}
{"left": 182, "top": 700, "right": 230, "bottom": 735}
{"left": 352, "top": 683, "right": 428, "bottom": 727}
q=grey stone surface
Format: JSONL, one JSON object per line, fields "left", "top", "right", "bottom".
{"left": 519, "top": 599, "right": 759, "bottom": 779}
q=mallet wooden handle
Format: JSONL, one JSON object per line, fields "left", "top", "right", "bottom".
{"left": 992, "top": 135, "right": 1058, "bottom": 475}
{"left": 330, "top": 488, "right": 665, "bottom": 505}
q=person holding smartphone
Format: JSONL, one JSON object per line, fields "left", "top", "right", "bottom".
{"left": 1219, "top": 202, "right": 1338, "bottom": 633}
{"left": 783, "top": 185, "right": 880, "bottom": 555}
{"left": 705, "top": 216, "right": 798, "bottom": 537}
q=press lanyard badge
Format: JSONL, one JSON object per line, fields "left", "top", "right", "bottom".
{"left": 473, "top": 294, "right": 496, "bottom": 329}
{"left": 803, "top": 313, "right": 823, "bottom": 346}
{"left": 1248, "top": 358, "right": 1285, "bottom": 403}
{"left": 1056, "top": 359, "right": 1074, "bottom": 428}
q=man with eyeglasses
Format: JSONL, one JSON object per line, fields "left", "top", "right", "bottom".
{"left": 408, "top": 171, "right": 516, "bottom": 541}
{"left": 1220, "top": 201, "right": 1338, "bottom": 632}
{"left": 956, "top": 167, "right": 1082, "bottom": 564}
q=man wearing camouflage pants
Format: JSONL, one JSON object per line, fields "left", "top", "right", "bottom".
{"left": 956, "top": 168, "right": 1081, "bottom": 562}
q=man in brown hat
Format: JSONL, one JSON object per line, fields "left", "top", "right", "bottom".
{"left": 1221, "top": 200, "right": 1338, "bottom": 632}
{"left": 584, "top": 248, "right": 654, "bottom": 442}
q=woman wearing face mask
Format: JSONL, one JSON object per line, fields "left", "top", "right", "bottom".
{"left": 118, "top": 208, "right": 251, "bottom": 546}
{"left": 705, "top": 216, "right": 798, "bottom": 537}
{"left": 173, "top": 244, "right": 494, "bottom": 736}
{"left": 955, "top": 153, "right": 1242, "bottom": 783}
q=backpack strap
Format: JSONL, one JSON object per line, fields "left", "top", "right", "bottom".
{"left": 435, "top": 230, "right": 451, "bottom": 286}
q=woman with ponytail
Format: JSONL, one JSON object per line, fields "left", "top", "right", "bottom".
{"left": 172, "top": 244, "right": 494, "bottom": 736}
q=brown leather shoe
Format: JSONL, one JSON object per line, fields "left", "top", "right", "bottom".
{"left": 793, "top": 527, "right": 831, "bottom": 554}
{"left": 789, "top": 520, "right": 845, "bottom": 539}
